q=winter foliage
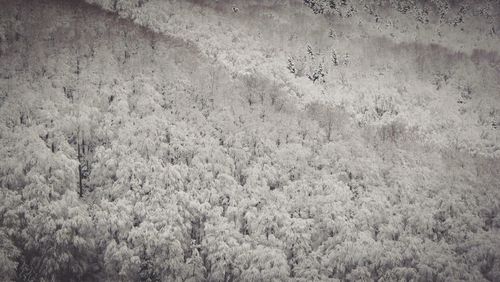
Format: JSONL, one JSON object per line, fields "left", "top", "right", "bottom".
{"left": 0, "top": 0, "right": 499, "bottom": 281}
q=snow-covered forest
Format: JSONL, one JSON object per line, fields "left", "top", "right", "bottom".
{"left": 0, "top": 0, "right": 499, "bottom": 281}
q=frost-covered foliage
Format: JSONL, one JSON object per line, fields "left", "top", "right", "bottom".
{"left": 0, "top": 0, "right": 499, "bottom": 281}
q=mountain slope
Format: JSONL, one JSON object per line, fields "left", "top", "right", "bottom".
{"left": 85, "top": 0, "right": 500, "bottom": 155}
{"left": 0, "top": 0, "right": 499, "bottom": 281}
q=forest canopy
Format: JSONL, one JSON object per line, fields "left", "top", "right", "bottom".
{"left": 0, "top": 0, "right": 499, "bottom": 281}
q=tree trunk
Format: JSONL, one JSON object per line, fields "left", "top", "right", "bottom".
{"left": 78, "top": 142, "right": 83, "bottom": 197}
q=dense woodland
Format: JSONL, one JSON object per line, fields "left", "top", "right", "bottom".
{"left": 0, "top": 0, "right": 499, "bottom": 281}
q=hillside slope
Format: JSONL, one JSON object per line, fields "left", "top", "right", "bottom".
{"left": 0, "top": 0, "right": 499, "bottom": 281}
